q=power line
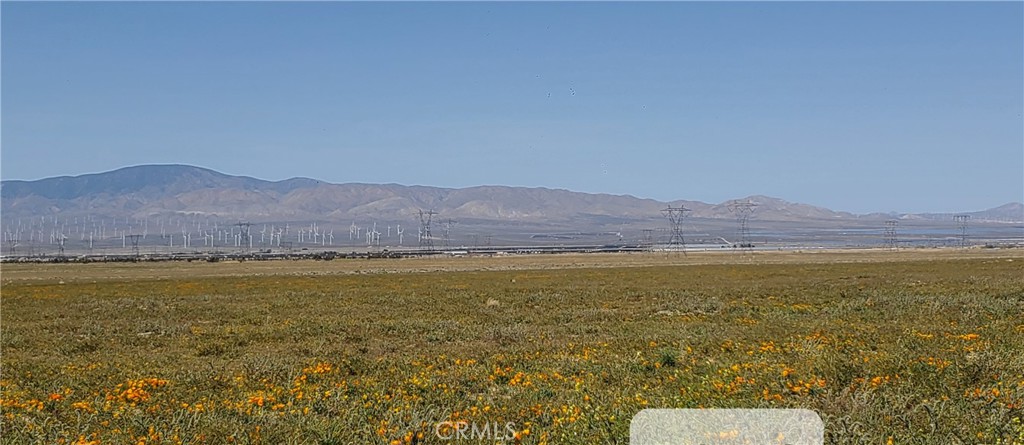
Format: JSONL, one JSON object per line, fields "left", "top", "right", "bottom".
{"left": 661, "top": 205, "right": 691, "bottom": 252}
{"left": 641, "top": 228, "right": 654, "bottom": 248}
{"left": 126, "top": 234, "right": 142, "bottom": 258}
{"left": 441, "top": 218, "right": 457, "bottom": 249}
{"left": 884, "top": 219, "right": 898, "bottom": 251}
{"left": 727, "top": 200, "right": 757, "bottom": 251}
{"left": 954, "top": 214, "right": 970, "bottom": 248}
{"left": 235, "top": 222, "right": 253, "bottom": 253}
{"left": 419, "top": 209, "right": 438, "bottom": 251}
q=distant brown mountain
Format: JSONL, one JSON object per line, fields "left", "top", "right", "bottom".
{"left": 2, "top": 165, "right": 1020, "bottom": 226}
{"left": 899, "top": 202, "right": 1024, "bottom": 223}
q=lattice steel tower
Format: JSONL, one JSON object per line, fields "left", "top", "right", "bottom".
{"left": 126, "top": 234, "right": 142, "bottom": 258}
{"left": 441, "top": 219, "right": 457, "bottom": 249}
{"left": 419, "top": 209, "right": 438, "bottom": 250}
{"left": 235, "top": 222, "right": 252, "bottom": 252}
{"left": 954, "top": 214, "right": 970, "bottom": 248}
{"left": 727, "top": 200, "right": 757, "bottom": 250}
{"left": 661, "top": 205, "right": 691, "bottom": 250}
{"left": 641, "top": 229, "right": 654, "bottom": 248}
{"left": 884, "top": 220, "right": 899, "bottom": 251}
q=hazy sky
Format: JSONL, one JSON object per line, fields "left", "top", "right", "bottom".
{"left": 2, "top": 2, "right": 1021, "bottom": 214}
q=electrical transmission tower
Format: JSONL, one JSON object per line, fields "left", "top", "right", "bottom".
{"left": 419, "top": 209, "right": 438, "bottom": 251}
{"left": 235, "top": 222, "right": 252, "bottom": 252}
{"left": 884, "top": 220, "right": 899, "bottom": 251}
{"left": 126, "top": 234, "right": 142, "bottom": 258}
{"left": 441, "top": 218, "right": 457, "bottom": 249}
{"left": 954, "top": 214, "right": 970, "bottom": 248}
{"left": 661, "top": 205, "right": 691, "bottom": 252}
{"left": 727, "top": 200, "right": 757, "bottom": 250}
{"left": 641, "top": 229, "right": 654, "bottom": 248}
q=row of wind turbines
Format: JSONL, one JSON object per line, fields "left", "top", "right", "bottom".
{"left": 1, "top": 215, "right": 421, "bottom": 255}
{"left": 348, "top": 222, "right": 410, "bottom": 247}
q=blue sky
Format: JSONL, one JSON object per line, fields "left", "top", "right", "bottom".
{"left": 2, "top": 2, "right": 1021, "bottom": 214}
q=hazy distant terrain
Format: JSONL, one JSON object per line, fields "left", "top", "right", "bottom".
{"left": 3, "top": 165, "right": 1020, "bottom": 224}
{"left": 1, "top": 165, "right": 1021, "bottom": 254}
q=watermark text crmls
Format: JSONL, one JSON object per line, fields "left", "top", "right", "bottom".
{"left": 630, "top": 409, "right": 823, "bottom": 445}
{"left": 435, "top": 421, "right": 517, "bottom": 441}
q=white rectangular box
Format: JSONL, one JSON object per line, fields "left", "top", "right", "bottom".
{"left": 631, "top": 409, "right": 824, "bottom": 445}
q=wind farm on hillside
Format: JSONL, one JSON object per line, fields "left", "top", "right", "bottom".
{"left": 1, "top": 166, "right": 1021, "bottom": 262}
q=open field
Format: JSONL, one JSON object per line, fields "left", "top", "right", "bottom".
{"left": 2, "top": 248, "right": 1020, "bottom": 284}
{"left": 2, "top": 249, "right": 1023, "bottom": 444}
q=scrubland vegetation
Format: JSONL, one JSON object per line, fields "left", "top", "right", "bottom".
{"left": 2, "top": 251, "right": 1022, "bottom": 444}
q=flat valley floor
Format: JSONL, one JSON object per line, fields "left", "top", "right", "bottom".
{"left": 2, "top": 249, "right": 1023, "bottom": 444}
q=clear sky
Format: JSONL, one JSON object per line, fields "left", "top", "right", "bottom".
{"left": 2, "top": 2, "right": 1021, "bottom": 214}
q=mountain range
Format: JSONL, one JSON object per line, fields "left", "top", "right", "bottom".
{"left": 1, "top": 165, "right": 1021, "bottom": 226}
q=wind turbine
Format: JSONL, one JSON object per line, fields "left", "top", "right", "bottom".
{"left": 56, "top": 233, "right": 68, "bottom": 255}
{"left": 370, "top": 224, "right": 381, "bottom": 247}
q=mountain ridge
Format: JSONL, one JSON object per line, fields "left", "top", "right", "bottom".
{"left": 2, "top": 164, "right": 1021, "bottom": 224}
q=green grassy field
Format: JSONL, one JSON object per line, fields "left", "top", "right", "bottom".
{"left": 2, "top": 250, "right": 1023, "bottom": 444}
